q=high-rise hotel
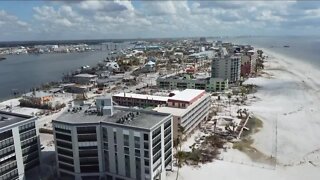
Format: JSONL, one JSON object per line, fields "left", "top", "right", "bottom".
{"left": 0, "top": 111, "right": 40, "bottom": 180}
{"left": 52, "top": 96, "right": 173, "bottom": 180}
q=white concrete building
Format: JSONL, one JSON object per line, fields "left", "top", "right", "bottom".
{"left": 0, "top": 111, "right": 40, "bottom": 180}
{"left": 52, "top": 96, "right": 173, "bottom": 180}
{"left": 153, "top": 89, "right": 210, "bottom": 140}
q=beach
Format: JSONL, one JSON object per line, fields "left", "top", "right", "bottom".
{"left": 167, "top": 49, "right": 320, "bottom": 180}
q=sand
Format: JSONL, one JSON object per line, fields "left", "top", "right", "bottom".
{"left": 167, "top": 49, "right": 320, "bottom": 180}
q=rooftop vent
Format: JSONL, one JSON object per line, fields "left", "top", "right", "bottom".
{"left": 117, "top": 112, "right": 137, "bottom": 124}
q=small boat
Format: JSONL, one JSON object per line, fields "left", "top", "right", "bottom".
{"left": 283, "top": 45, "right": 290, "bottom": 48}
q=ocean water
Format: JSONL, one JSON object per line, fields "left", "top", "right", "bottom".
{"left": 0, "top": 43, "right": 128, "bottom": 101}
{"left": 223, "top": 36, "right": 320, "bottom": 67}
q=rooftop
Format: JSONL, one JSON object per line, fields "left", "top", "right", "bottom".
{"left": 169, "top": 89, "right": 205, "bottom": 103}
{"left": 74, "top": 73, "right": 97, "bottom": 78}
{"left": 154, "top": 91, "right": 209, "bottom": 117}
{"left": 113, "top": 93, "right": 169, "bottom": 102}
{"left": 24, "top": 91, "right": 52, "bottom": 98}
{"left": 0, "top": 111, "right": 34, "bottom": 130}
{"left": 159, "top": 73, "right": 210, "bottom": 81}
{"left": 55, "top": 106, "right": 170, "bottom": 130}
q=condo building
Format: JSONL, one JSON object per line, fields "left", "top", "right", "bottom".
{"left": 52, "top": 96, "right": 173, "bottom": 180}
{"left": 211, "top": 48, "right": 241, "bottom": 83}
{"left": 0, "top": 111, "right": 40, "bottom": 180}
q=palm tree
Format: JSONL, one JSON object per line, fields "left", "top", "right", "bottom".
{"left": 227, "top": 93, "right": 232, "bottom": 115}
{"left": 237, "top": 108, "right": 243, "bottom": 118}
{"left": 175, "top": 124, "right": 185, "bottom": 180}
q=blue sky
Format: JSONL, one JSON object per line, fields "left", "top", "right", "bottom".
{"left": 1, "top": 0, "right": 320, "bottom": 41}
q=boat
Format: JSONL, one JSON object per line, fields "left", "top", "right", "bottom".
{"left": 283, "top": 45, "right": 290, "bottom": 48}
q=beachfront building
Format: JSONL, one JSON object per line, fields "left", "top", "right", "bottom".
{"left": 52, "top": 96, "right": 173, "bottom": 180}
{"left": 156, "top": 73, "right": 228, "bottom": 92}
{"left": 0, "top": 111, "right": 40, "bottom": 180}
{"left": 211, "top": 47, "right": 241, "bottom": 83}
{"left": 22, "top": 91, "right": 54, "bottom": 106}
{"left": 240, "top": 50, "right": 257, "bottom": 77}
{"left": 153, "top": 89, "right": 210, "bottom": 140}
{"left": 112, "top": 93, "right": 168, "bottom": 108}
{"left": 240, "top": 55, "right": 251, "bottom": 77}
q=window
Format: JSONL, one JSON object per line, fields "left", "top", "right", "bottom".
{"left": 125, "top": 155, "right": 131, "bottom": 177}
{"left": 143, "top": 134, "right": 149, "bottom": 141}
{"left": 144, "top": 159, "right": 149, "bottom": 166}
{"left": 135, "top": 158, "right": 141, "bottom": 180}
{"left": 115, "top": 153, "right": 118, "bottom": 174}
{"left": 145, "top": 168, "right": 150, "bottom": 175}
{"left": 134, "top": 136, "right": 140, "bottom": 148}
{"left": 144, "top": 142, "right": 149, "bottom": 150}
{"left": 55, "top": 133, "right": 71, "bottom": 141}
{"left": 103, "top": 128, "right": 108, "bottom": 140}
{"left": 144, "top": 150, "right": 149, "bottom": 158}
{"left": 59, "top": 163, "right": 74, "bottom": 172}
{"left": 152, "top": 127, "right": 161, "bottom": 139}
{"left": 54, "top": 127, "right": 71, "bottom": 134}
{"left": 124, "top": 147, "right": 129, "bottom": 155}
{"left": 113, "top": 132, "right": 117, "bottom": 144}
{"left": 135, "top": 149, "right": 140, "bottom": 157}
{"left": 77, "top": 126, "right": 96, "bottom": 134}
{"left": 123, "top": 134, "right": 129, "bottom": 146}
{"left": 77, "top": 134, "right": 97, "bottom": 142}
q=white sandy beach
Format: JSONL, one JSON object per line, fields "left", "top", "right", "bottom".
{"left": 167, "top": 50, "right": 320, "bottom": 180}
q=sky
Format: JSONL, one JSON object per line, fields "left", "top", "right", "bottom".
{"left": 1, "top": 0, "right": 320, "bottom": 41}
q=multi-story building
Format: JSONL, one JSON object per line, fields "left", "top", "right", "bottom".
{"left": 0, "top": 111, "right": 40, "bottom": 180}
{"left": 240, "top": 55, "right": 251, "bottom": 77}
{"left": 240, "top": 50, "right": 257, "bottom": 77}
{"left": 157, "top": 74, "right": 228, "bottom": 92}
{"left": 112, "top": 93, "right": 168, "bottom": 108}
{"left": 153, "top": 89, "right": 210, "bottom": 140}
{"left": 52, "top": 96, "right": 173, "bottom": 180}
{"left": 211, "top": 48, "right": 241, "bottom": 83}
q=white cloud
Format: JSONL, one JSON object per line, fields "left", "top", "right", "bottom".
{"left": 0, "top": 10, "right": 31, "bottom": 40}
{"left": 2, "top": 0, "right": 320, "bottom": 40}
{"left": 256, "top": 10, "right": 286, "bottom": 22}
{"left": 79, "top": 0, "right": 133, "bottom": 12}
{"left": 33, "top": 5, "right": 85, "bottom": 28}
{"left": 0, "top": 10, "right": 29, "bottom": 28}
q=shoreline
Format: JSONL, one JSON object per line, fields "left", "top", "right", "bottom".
{"left": 166, "top": 48, "right": 320, "bottom": 180}
{"left": 243, "top": 49, "right": 320, "bottom": 164}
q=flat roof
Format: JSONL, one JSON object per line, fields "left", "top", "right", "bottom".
{"left": 169, "top": 89, "right": 205, "bottom": 102}
{"left": 74, "top": 74, "right": 97, "bottom": 78}
{"left": 0, "top": 111, "right": 34, "bottom": 130}
{"left": 24, "top": 91, "right": 52, "bottom": 98}
{"left": 153, "top": 106, "right": 187, "bottom": 117}
{"left": 55, "top": 106, "right": 170, "bottom": 130}
{"left": 154, "top": 92, "right": 209, "bottom": 117}
{"left": 113, "top": 93, "right": 169, "bottom": 102}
